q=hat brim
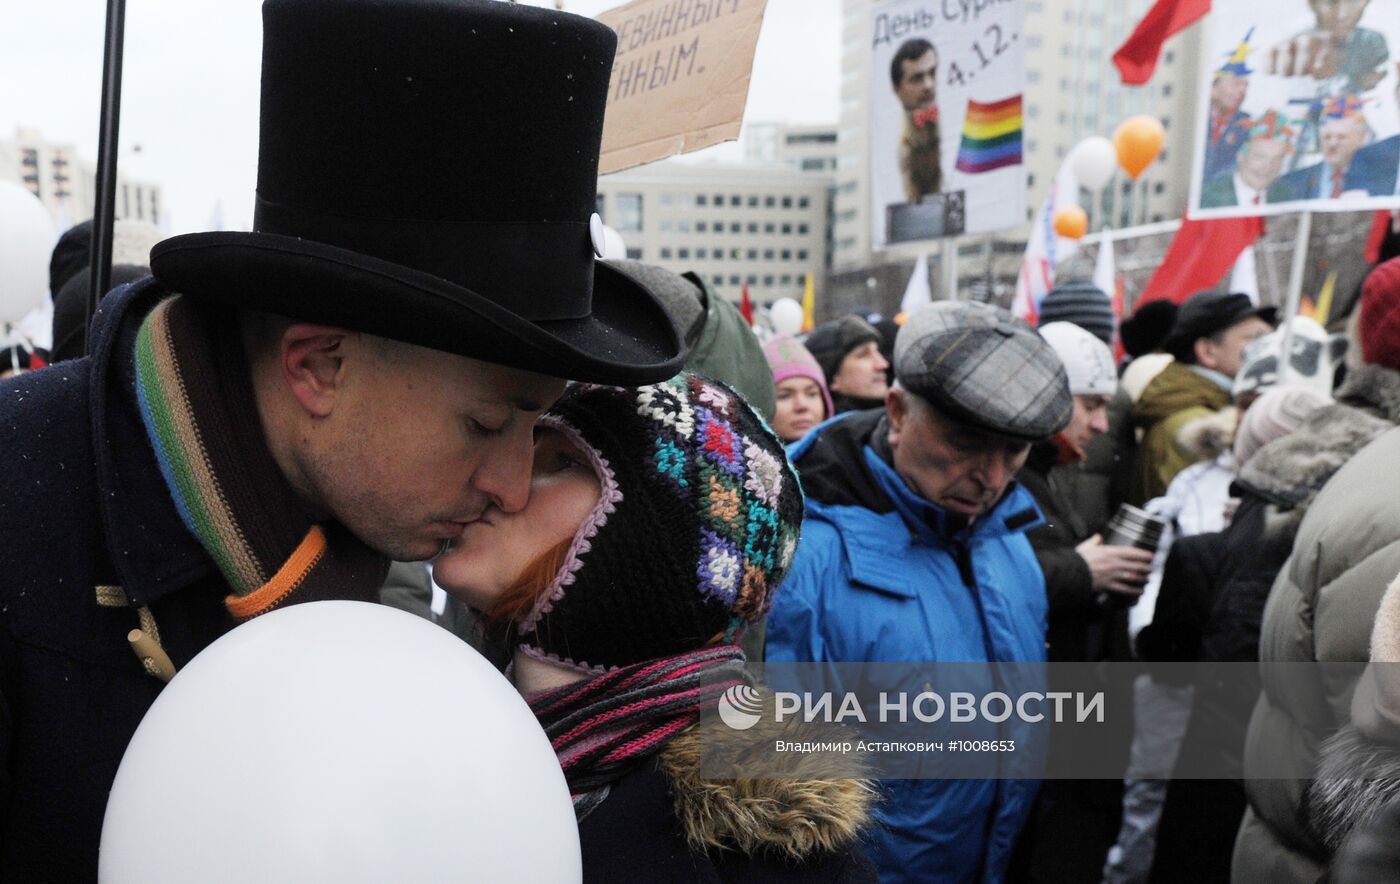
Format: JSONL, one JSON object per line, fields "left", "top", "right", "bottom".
{"left": 148, "top": 231, "right": 686, "bottom": 386}
{"left": 1165, "top": 303, "right": 1279, "bottom": 354}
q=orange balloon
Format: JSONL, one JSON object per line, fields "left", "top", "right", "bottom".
{"left": 1052, "top": 206, "right": 1088, "bottom": 240}
{"left": 1113, "top": 115, "right": 1166, "bottom": 180}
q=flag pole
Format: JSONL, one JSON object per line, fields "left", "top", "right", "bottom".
{"left": 86, "top": 0, "right": 127, "bottom": 356}
{"left": 1277, "top": 210, "right": 1312, "bottom": 383}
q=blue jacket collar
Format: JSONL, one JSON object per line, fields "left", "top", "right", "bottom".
{"left": 861, "top": 445, "right": 1043, "bottom": 546}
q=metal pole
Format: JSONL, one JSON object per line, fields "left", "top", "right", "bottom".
{"left": 86, "top": 0, "right": 127, "bottom": 356}
{"left": 943, "top": 239, "right": 959, "bottom": 301}
{"left": 1277, "top": 210, "right": 1312, "bottom": 383}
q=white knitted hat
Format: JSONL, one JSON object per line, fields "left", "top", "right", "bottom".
{"left": 1038, "top": 322, "right": 1117, "bottom": 397}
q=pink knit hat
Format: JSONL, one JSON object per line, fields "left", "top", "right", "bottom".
{"left": 1233, "top": 385, "right": 1332, "bottom": 465}
{"left": 762, "top": 334, "right": 834, "bottom": 419}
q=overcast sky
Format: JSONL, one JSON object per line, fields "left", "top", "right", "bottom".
{"left": 0, "top": 0, "right": 840, "bottom": 234}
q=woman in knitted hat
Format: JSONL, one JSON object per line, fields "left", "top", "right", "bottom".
{"left": 763, "top": 335, "right": 835, "bottom": 442}
{"left": 434, "top": 372, "right": 876, "bottom": 883}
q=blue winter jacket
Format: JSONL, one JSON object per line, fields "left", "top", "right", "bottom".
{"left": 766, "top": 410, "right": 1048, "bottom": 884}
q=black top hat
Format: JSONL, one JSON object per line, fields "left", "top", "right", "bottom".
{"left": 149, "top": 0, "right": 684, "bottom": 385}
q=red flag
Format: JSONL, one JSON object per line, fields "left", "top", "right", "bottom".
{"left": 1111, "top": 273, "right": 1127, "bottom": 364}
{"left": 1113, "top": 0, "right": 1211, "bottom": 85}
{"left": 1138, "top": 215, "right": 1264, "bottom": 305}
{"left": 739, "top": 283, "right": 753, "bottom": 326}
{"left": 1364, "top": 210, "right": 1400, "bottom": 264}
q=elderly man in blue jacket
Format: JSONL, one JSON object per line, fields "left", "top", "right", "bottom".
{"left": 767, "top": 302, "right": 1073, "bottom": 884}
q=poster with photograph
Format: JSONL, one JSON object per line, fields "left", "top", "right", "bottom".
{"left": 868, "top": 0, "right": 1027, "bottom": 248}
{"left": 1189, "top": 0, "right": 1400, "bottom": 219}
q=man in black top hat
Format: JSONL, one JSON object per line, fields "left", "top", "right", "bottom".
{"left": 0, "top": 1, "right": 685, "bottom": 878}
{"left": 1131, "top": 291, "right": 1275, "bottom": 502}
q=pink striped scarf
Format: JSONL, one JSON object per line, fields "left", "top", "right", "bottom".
{"left": 526, "top": 645, "right": 747, "bottom": 818}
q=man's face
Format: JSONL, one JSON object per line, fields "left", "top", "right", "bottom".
{"left": 887, "top": 389, "right": 1030, "bottom": 517}
{"left": 1238, "top": 137, "right": 1288, "bottom": 190}
{"left": 1310, "top": 0, "right": 1368, "bottom": 37}
{"left": 1321, "top": 117, "right": 1367, "bottom": 168}
{"left": 895, "top": 49, "right": 938, "bottom": 112}
{"left": 1211, "top": 74, "right": 1248, "bottom": 115}
{"left": 830, "top": 341, "right": 890, "bottom": 401}
{"left": 1062, "top": 395, "right": 1111, "bottom": 451}
{"left": 1198, "top": 316, "right": 1274, "bottom": 378}
{"left": 299, "top": 341, "right": 566, "bottom": 561}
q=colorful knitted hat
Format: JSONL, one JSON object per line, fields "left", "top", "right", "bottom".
{"left": 517, "top": 373, "right": 805, "bottom": 673}
{"left": 762, "top": 335, "right": 835, "bottom": 419}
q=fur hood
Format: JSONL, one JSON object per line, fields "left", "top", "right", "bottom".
{"left": 656, "top": 705, "right": 876, "bottom": 861}
{"left": 1175, "top": 406, "right": 1239, "bottom": 462}
{"left": 1233, "top": 401, "right": 1393, "bottom": 545}
{"left": 1336, "top": 363, "right": 1400, "bottom": 424}
{"left": 1302, "top": 567, "right": 1400, "bottom": 854}
{"left": 1305, "top": 724, "right": 1400, "bottom": 853}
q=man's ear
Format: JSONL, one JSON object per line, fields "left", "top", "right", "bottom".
{"left": 1194, "top": 336, "right": 1219, "bottom": 371}
{"left": 886, "top": 387, "right": 907, "bottom": 448}
{"left": 279, "top": 324, "right": 353, "bottom": 418}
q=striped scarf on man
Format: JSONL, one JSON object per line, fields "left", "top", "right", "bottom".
{"left": 134, "top": 295, "right": 388, "bottom": 621}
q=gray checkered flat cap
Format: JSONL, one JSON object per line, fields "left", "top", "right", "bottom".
{"left": 894, "top": 302, "right": 1073, "bottom": 442}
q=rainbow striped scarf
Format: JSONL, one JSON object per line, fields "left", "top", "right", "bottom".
{"left": 526, "top": 645, "right": 748, "bottom": 819}
{"left": 133, "top": 295, "right": 388, "bottom": 620}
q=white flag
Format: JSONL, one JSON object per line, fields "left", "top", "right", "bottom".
{"left": 1013, "top": 158, "right": 1080, "bottom": 322}
{"left": 900, "top": 252, "right": 932, "bottom": 315}
{"left": 1093, "top": 233, "right": 1115, "bottom": 297}
{"left": 1229, "top": 244, "right": 1259, "bottom": 304}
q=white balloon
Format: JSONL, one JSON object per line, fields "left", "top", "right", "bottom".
{"left": 770, "top": 297, "right": 804, "bottom": 335}
{"left": 0, "top": 181, "right": 56, "bottom": 325}
{"left": 100, "top": 602, "right": 580, "bottom": 884}
{"left": 1070, "top": 137, "right": 1118, "bottom": 194}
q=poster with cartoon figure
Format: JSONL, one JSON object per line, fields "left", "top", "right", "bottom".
{"left": 1190, "top": 1, "right": 1400, "bottom": 218}
{"left": 869, "top": 0, "right": 1027, "bottom": 246}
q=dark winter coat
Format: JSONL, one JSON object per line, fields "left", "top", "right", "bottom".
{"left": 0, "top": 279, "right": 241, "bottom": 880}
{"left": 578, "top": 719, "right": 878, "bottom": 883}
{"left": 1017, "top": 443, "right": 1129, "bottom": 664}
{"left": 1047, "top": 387, "right": 1135, "bottom": 538}
{"left": 1136, "top": 531, "right": 1228, "bottom": 676}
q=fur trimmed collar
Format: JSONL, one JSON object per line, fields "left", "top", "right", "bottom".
{"left": 657, "top": 710, "right": 875, "bottom": 861}
{"left": 1233, "top": 401, "right": 1393, "bottom": 549}
{"left": 1237, "top": 402, "right": 1392, "bottom": 508}
{"left": 1175, "top": 406, "right": 1239, "bottom": 462}
{"left": 1337, "top": 363, "right": 1400, "bottom": 424}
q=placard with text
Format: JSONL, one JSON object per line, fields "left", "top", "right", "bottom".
{"left": 869, "top": 0, "right": 1027, "bottom": 246}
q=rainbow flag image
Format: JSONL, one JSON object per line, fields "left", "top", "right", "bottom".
{"left": 954, "top": 95, "right": 1023, "bottom": 174}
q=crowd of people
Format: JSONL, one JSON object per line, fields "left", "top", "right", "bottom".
{"left": 4, "top": 0, "right": 1400, "bottom": 882}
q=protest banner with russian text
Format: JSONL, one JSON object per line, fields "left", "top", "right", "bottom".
{"left": 869, "top": 0, "right": 1027, "bottom": 247}
{"left": 597, "top": 0, "right": 768, "bottom": 175}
